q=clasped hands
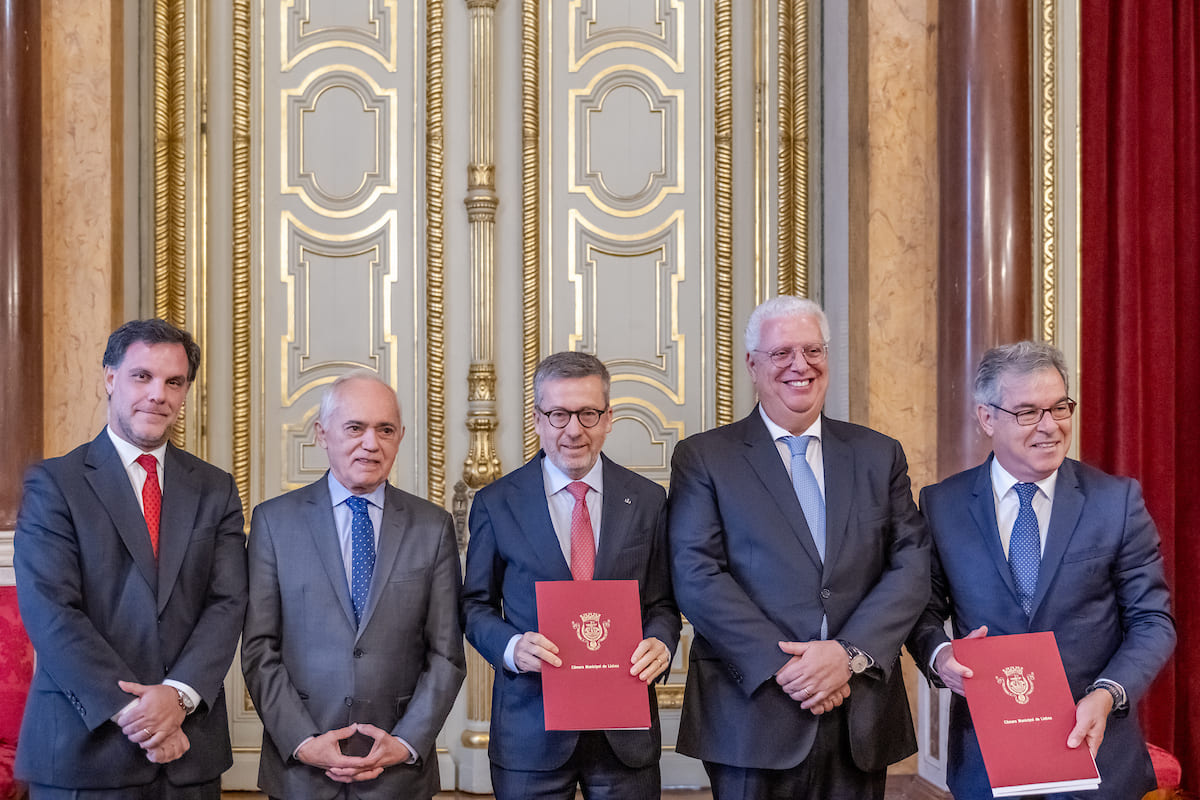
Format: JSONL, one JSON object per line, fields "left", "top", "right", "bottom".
{"left": 115, "top": 680, "right": 189, "bottom": 764}
{"left": 934, "top": 625, "right": 1111, "bottom": 758}
{"left": 295, "top": 723, "right": 413, "bottom": 784}
{"left": 774, "top": 640, "right": 853, "bottom": 715}
{"left": 512, "top": 631, "right": 672, "bottom": 683}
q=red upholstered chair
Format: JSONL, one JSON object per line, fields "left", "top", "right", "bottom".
{"left": 1148, "top": 742, "right": 1183, "bottom": 791}
{"left": 0, "top": 586, "right": 33, "bottom": 800}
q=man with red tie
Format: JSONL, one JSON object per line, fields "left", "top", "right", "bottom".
{"left": 463, "top": 351, "right": 680, "bottom": 800}
{"left": 14, "top": 319, "right": 248, "bottom": 799}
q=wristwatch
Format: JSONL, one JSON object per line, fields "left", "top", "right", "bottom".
{"left": 838, "top": 640, "right": 871, "bottom": 674}
{"left": 174, "top": 687, "right": 196, "bottom": 714}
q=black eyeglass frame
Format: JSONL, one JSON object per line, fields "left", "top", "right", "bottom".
{"left": 535, "top": 406, "right": 610, "bottom": 429}
{"left": 987, "top": 399, "right": 1077, "bottom": 427}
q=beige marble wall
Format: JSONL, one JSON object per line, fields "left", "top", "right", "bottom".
{"left": 41, "top": 0, "right": 120, "bottom": 456}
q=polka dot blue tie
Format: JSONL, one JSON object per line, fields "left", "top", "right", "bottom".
{"left": 1009, "top": 482, "right": 1041, "bottom": 617}
{"left": 346, "top": 496, "right": 375, "bottom": 625}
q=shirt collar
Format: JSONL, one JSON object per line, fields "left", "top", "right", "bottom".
{"left": 989, "top": 455, "right": 1058, "bottom": 503}
{"left": 326, "top": 471, "right": 388, "bottom": 510}
{"left": 759, "top": 406, "right": 822, "bottom": 443}
{"left": 106, "top": 425, "right": 168, "bottom": 467}
{"left": 541, "top": 453, "right": 605, "bottom": 498}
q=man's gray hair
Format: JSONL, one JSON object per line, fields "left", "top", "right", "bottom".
{"left": 744, "top": 295, "right": 831, "bottom": 353}
{"left": 533, "top": 351, "right": 611, "bottom": 407}
{"left": 974, "top": 341, "right": 1070, "bottom": 406}
{"left": 318, "top": 369, "right": 402, "bottom": 426}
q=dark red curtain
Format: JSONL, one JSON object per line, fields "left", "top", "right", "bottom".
{"left": 1081, "top": 0, "right": 1199, "bottom": 791}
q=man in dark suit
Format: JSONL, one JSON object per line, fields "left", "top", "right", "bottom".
{"left": 907, "top": 341, "right": 1175, "bottom": 799}
{"left": 14, "top": 319, "right": 248, "bottom": 799}
{"left": 463, "top": 351, "right": 680, "bottom": 800}
{"left": 668, "top": 296, "right": 930, "bottom": 800}
{"left": 242, "top": 370, "right": 465, "bottom": 800}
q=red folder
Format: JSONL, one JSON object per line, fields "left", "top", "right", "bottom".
{"left": 535, "top": 579, "right": 650, "bottom": 731}
{"left": 956, "top": 631, "right": 1101, "bottom": 797}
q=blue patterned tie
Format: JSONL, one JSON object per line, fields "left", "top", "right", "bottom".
{"left": 346, "top": 496, "right": 375, "bottom": 625}
{"left": 1009, "top": 483, "right": 1041, "bottom": 616}
{"left": 784, "top": 436, "right": 826, "bottom": 561}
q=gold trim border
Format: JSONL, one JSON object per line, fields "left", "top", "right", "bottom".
{"left": 714, "top": 0, "right": 734, "bottom": 426}
{"left": 776, "top": 0, "right": 808, "bottom": 299}
{"left": 232, "top": 0, "right": 251, "bottom": 515}
{"left": 1038, "top": 0, "right": 1057, "bottom": 342}
{"left": 521, "top": 0, "right": 541, "bottom": 461}
{"left": 426, "top": 0, "right": 447, "bottom": 505}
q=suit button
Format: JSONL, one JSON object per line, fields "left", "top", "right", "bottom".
{"left": 353, "top": 648, "right": 364, "bottom": 658}
{"left": 345, "top": 696, "right": 354, "bottom": 707}
{"left": 821, "top": 588, "right": 831, "bottom": 599}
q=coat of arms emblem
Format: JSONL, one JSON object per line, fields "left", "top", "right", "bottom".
{"left": 572, "top": 611, "right": 610, "bottom": 651}
{"left": 996, "top": 665, "right": 1036, "bottom": 704}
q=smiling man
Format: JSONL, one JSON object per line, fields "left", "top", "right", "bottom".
{"left": 463, "top": 351, "right": 680, "bottom": 800}
{"left": 242, "top": 370, "right": 465, "bottom": 800}
{"left": 667, "top": 296, "right": 930, "bottom": 800}
{"left": 14, "top": 319, "right": 248, "bottom": 799}
{"left": 907, "top": 341, "right": 1175, "bottom": 799}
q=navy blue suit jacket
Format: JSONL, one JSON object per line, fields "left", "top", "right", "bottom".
{"left": 667, "top": 410, "right": 930, "bottom": 772}
{"left": 462, "top": 453, "right": 680, "bottom": 771}
{"left": 907, "top": 456, "right": 1176, "bottom": 799}
{"left": 14, "top": 430, "right": 247, "bottom": 790}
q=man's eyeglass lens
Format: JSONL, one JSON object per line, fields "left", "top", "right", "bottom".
{"left": 540, "top": 408, "right": 605, "bottom": 429}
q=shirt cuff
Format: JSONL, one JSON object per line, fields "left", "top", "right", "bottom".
{"left": 395, "top": 735, "right": 419, "bottom": 764}
{"left": 162, "top": 679, "right": 201, "bottom": 714}
{"left": 929, "top": 641, "right": 953, "bottom": 688}
{"left": 293, "top": 735, "right": 315, "bottom": 760}
{"left": 1089, "top": 678, "right": 1128, "bottom": 712}
{"left": 503, "top": 634, "right": 521, "bottom": 673}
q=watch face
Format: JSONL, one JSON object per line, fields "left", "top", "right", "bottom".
{"left": 849, "top": 654, "right": 869, "bottom": 674}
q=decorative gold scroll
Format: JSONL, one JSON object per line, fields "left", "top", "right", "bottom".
{"left": 714, "top": 0, "right": 734, "bottom": 426}
{"left": 232, "top": 0, "right": 252, "bottom": 515}
{"left": 522, "top": 0, "right": 542, "bottom": 461}
{"left": 777, "top": 0, "right": 808, "bottom": 299}
{"left": 1039, "top": 0, "right": 1058, "bottom": 343}
{"left": 427, "top": 0, "right": 447, "bottom": 505}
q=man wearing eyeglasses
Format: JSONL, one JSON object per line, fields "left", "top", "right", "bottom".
{"left": 907, "top": 341, "right": 1175, "bottom": 800}
{"left": 668, "top": 296, "right": 930, "bottom": 800}
{"left": 463, "top": 351, "right": 680, "bottom": 799}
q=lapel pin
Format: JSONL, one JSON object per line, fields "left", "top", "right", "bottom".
{"left": 624, "top": 497, "right": 632, "bottom": 504}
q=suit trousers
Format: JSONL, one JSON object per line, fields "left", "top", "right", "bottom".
{"left": 29, "top": 775, "right": 221, "bottom": 800}
{"left": 704, "top": 707, "right": 886, "bottom": 800}
{"left": 490, "top": 730, "right": 660, "bottom": 800}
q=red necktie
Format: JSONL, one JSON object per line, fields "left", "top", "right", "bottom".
{"left": 566, "top": 481, "right": 595, "bottom": 580}
{"left": 136, "top": 453, "right": 161, "bottom": 557}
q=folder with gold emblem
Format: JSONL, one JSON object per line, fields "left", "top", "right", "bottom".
{"left": 535, "top": 579, "right": 650, "bottom": 731}
{"left": 956, "top": 631, "right": 1101, "bottom": 797}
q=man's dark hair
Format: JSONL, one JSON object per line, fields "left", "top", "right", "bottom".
{"left": 103, "top": 319, "right": 202, "bottom": 382}
{"left": 533, "top": 351, "right": 611, "bottom": 407}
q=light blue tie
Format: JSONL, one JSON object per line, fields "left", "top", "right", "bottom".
{"left": 346, "top": 496, "right": 375, "bottom": 625}
{"left": 1009, "top": 483, "right": 1041, "bottom": 617}
{"left": 784, "top": 436, "right": 826, "bottom": 562}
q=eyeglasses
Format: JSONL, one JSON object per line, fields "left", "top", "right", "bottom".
{"left": 988, "top": 399, "right": 1077, "bottom": 426}
{"left": 536, "top": 406, "right": 609, "bottom": 429}
{"left": 753, "top": 343, "right": 829, "bottom": 367}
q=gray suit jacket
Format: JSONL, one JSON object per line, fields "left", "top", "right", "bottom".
{"left": 14, "top": 430, "right": 247, "bottom": 789}
{"left": 667, "top": 410, "right": 930, "bottom": 772}
{"left": 907, "top": 457, "right": 1176, "bottom": 800}
{"left": 242, "top": 474, "right": 466, "bottom": 800}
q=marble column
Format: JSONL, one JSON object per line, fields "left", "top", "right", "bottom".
{"left": 0, "top": 0, "right": 44, "bottom": 529}
{"left": 937, "top": 0, "right": 1034, "bottom": 478}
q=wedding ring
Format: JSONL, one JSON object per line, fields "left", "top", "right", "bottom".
{"left": 144, "top": 728, "right": 153, "bottom": 736}
{"left": 800, "top": 687, "right": 810, "bottom": 698}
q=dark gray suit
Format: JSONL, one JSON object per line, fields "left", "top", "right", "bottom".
{"left": 907, "top": 457, "right": 1175, "bottom": 799}
{"left": 14, "top": 430, "right": 247, "bottom": 791}
{"left": 667, "top": 410, "right": 930, "bottom": 773}
{"left": 242, "top": 474, "right": 466, "bottom": 800}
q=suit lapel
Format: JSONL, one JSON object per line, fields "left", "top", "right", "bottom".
{"left": 594, "top": 455, "right": 635, "bottom": 579}
{"left": 967, "top": 458, "right": 1023, "bottom": 605}
{"left": 1031, "top": 460, "right": 1084, "bottom": 618}
{"left": 740, "top": 410, "right": 823, "bottom": 570}
{"left": 819, "top": 419, "right": 852, "bottom": 572}
{"left": 156, "top": 443, "right": 201, "bottom": 613}
{"left": 304, "top": 477, "right": 358, "bottom": 629}
{"left": 83, "top": 432, "right": 158, "bottom": 594}
{"left": 358, "top": 485, "right": 408, "bottom": 635}
{"left": 504, "top": 455, "right": 572, "bottom": 580}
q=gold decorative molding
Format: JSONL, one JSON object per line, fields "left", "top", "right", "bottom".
{"left": 428, "top": 0, "right": 448, "bottom": 505}
{"left": 232, "top": 0, "right": 252, "bottom": 516}
{"left": 656, "top": 684, "right": 684, "bottom": 709}
{"left": 522, "top": 0, "right": 541, "bottom": 461}
{"left": 777, "top": 0, "right": 808, "bottom": 298}
{"left": 714, "top": 0, "right": 733, "bottom": 426}
{"left": 1038, "top": 0, "right": 1057, "bottom": 343}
